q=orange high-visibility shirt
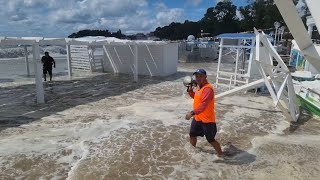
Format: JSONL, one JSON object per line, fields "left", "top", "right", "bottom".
{"left": 193, "top": 83, "right": 215, "bottom": 123}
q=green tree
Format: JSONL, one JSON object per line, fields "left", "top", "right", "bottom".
{"left": 68, "top": 29, "right": 125, "bottom": 38}
{"left": 211, "top": 0, "right": 240, "bottom": 34}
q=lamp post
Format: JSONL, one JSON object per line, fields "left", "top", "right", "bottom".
{"left": 306, "top": 16, "right": 315, "bottom": 37}
{"left": 274, "top": 21, "right": 281, "bottom": 46}
{"left": 280, "top": 26, "right": 285, "bottom": 42}
{"left": 270, "top": 31, "right": 274, "bottom": 44}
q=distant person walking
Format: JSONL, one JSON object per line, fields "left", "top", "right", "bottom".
{"left": 41, "top": 52, "right": 55, "bottom": 81}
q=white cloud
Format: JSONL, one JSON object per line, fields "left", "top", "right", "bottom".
{"left": 236, "top": 9, "right": 243, "bottom": 20}
{"left": 23, "top": 0, "right": 54, "bottom": 7}
{"left": 156, "top": 8, "right": 184, "bottom": 26}
{"left": 154, "top": 3, "right": 184, "bottom": 26}
{"left": 53, "top": 9, "right": 93, "bottom": 24}
{"left": 187, "top": 0, "right": 202, "bottom": 7}
{"left": 155, "top": 2, "right": 167, "bottom": 11}
{"left": 51, "top": 0, "right": 148, "bottom": 24}
{"left": 0, "top": 0, "right": 185, "bottom": 37}
{"left": 69, "top": 1, "right": 184, "bottom": 34}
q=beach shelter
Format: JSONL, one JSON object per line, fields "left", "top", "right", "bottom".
{"left": 0, "top": 37, "right": 178, "bottom": 104}
{"left": 0, "top": 37, "right": 67, "bottom": 103}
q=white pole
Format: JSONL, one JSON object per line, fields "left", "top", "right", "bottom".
{"left": 217, "top": 39, "right": 224, "bottom": 72}
{"left": 24, "top": 46, "right": 30, "bottom": 76}
{"left": 134, "top": 44, "right": 138, "bottom": 82}
{"left": 215, "top": 78, "right": 266, "bottom": 100}
{"left": 280, "top": 29, "right": 284, "bottom": 41}
{"left": 66, "top": 44, "right": 72, "bottom": 78}
{"left": 278, "top": 30, "right": 281, "bottom": 43}
{"left": 305, "top": 25, "right": 313, "bottom": 72}
{"left": 234, "top": 39, "right": 241, "bottom": 85}
{"left": 88, "top": 46, "right": 93, "bottom": 72}
{"left": 216, "top": 38, "right": 224, "bottom": 85}
{"left": 246, "top": 37, "right": 255, "bottom": 78}
{"left": 307, "top": 25, "right": 313, "bottom": 37}
{"left": 274, "top": 28, "right": 278, "bottom": 46}
{"left": 32, "top": 42, "right": 45, "bottom": 103}
{"left": 91, "top": 46, "right": 96, "bottom": 71}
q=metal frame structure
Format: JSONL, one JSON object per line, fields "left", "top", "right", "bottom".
{"left": 274, "top": 0, "right": 320, "bottom": 71}
{"left": 216, "top": 29, "right": 300, "bottom": 121}
{"left": 255, "top": 30, "right": 300, "bottom": 121}
{"left": 215, "top": 33, "right": 256, "bottom": 89}
{"left": 217, "top": 0, "right": 320, "bottom": 121}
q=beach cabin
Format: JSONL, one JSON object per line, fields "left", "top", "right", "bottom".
{"left": 103, "top": 41, "right": 178, "bottom": 77}
{"left": 69, "top": 37, "right": 178, "bottom": 77}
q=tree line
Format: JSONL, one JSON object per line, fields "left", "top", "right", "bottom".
{"left": 68, "top": 29, "right": 126, "bottom": 39}
{"left": 156, "top": 0, "right": 320, "bottom": 40}
{"left": 68, "top": 0, "right": 318, "bottom": 40}
{"left": 153, "top": 0, "right": 306, "bottom": 40}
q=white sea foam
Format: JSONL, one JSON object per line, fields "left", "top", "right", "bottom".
{"left": 1, "top": 58, "right": 320, "bottom": 179}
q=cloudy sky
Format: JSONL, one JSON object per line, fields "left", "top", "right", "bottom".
{"left": 0, "top": 0, "right": 248, "bottom": 37}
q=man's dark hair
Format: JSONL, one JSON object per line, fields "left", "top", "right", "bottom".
{"left": 45, "top": 51, "right": 49, "bottom": 55}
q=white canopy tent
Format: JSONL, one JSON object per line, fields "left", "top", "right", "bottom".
{"left": 0, "top": 37, "right": 177, "bottom": 104}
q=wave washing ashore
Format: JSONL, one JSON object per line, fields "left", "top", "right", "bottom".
{"left": 1, "top": 57, "right": 320, "bottom": 179}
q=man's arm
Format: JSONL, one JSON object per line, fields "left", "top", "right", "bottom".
{"left": 52, "top": 57, "right": 56, "bottom": 68}
{"left": 41, "top": 56, "right": 44, "bottom": 64}
{"left": 193, "top": 87, "right": 213, "bottom": 115}
{"left": 187, "top": 86, "right": 195, "bottom": 98}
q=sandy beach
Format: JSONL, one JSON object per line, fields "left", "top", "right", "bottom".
{"left": 1, "top": 57, "right": 320, "bottom": 179}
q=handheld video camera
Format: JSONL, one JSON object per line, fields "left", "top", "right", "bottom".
{"left": 183, "top": 76, "right": 197, "bottom": 87}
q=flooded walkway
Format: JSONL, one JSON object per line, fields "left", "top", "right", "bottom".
{"left": 1, "top": 60, "right": 320, "bottom": 179}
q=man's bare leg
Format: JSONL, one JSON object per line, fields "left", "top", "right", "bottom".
{"left": 210, "top": 140, "right": 223, "bottom": 156}
{"left": 190, "top": 136, "right": 197, "bottom": 147}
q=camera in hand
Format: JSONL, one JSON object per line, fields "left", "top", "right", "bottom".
{"left": 183, "top": 76, "right": 197, "bottom": 87}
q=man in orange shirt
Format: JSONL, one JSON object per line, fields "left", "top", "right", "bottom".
{"left": 185, "top": 69, "right": 223, "bottom": 157}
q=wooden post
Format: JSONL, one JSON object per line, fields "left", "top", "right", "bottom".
{"left": 66, "top": 44, "right": 72, "bottom": 78}
{"left": 24, "top": 46, "right": 30, "bottom": 76}
{"left": 32, "top": 42, "right": 45, "bottom": 103}
{"left": 91, "top": 46, "right": 95, "bottom": 72}
{"left": 100, "top": 57, "right": 105, "bottom": 72}
{"left": 134, "top": 44, "right": 138, "bottom": 82}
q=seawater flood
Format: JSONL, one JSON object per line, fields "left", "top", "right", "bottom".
{"left": 1, "top": 57, "right": 320, "bottom": 179}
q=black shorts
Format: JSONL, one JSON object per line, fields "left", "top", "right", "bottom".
{"left": 43, "top": 67, "right": 52, "bottom": 75}
{"left": 189, "top": 119, "right": 217, "bottom": 143}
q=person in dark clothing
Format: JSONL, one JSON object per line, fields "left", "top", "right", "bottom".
{"left": 41, "top": 52, "right": 56, "bottom": 81}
